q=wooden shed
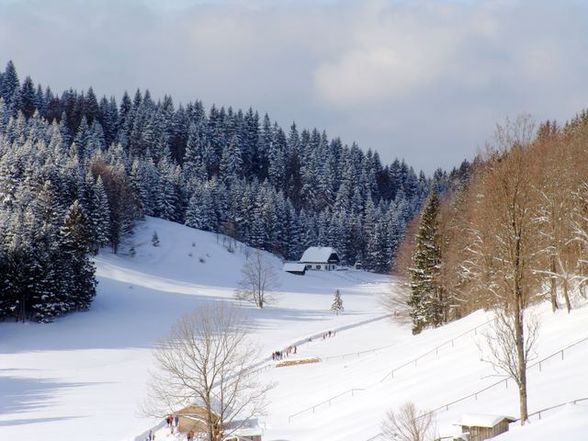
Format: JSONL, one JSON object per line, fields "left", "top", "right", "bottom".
{"left": 175, "top": 406, "right": 262, "bottom": 441}
{"left": 456, "top": 414, "right": 517, "bottom": 441}
{"left": 176, "top": 405, "right": 220, "bottom": 436}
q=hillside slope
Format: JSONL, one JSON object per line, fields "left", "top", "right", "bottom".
{"left": 1, "top": 217, "right": 586, "bottom": 441}
{"left": 0, "top": 217, "right": 392, "bottom": 441}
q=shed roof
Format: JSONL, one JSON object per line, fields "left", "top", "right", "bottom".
{"left": 457, "top": 414, "right": 516, "bottom": 428}
{"left": 224, "top": 418, "right": 262, "bottom": 437}
{"left": 300, "top": 247, "right": 338, "bottom": 263}
{"left": 283, "top": 263, "right": 306, "bottom": 272}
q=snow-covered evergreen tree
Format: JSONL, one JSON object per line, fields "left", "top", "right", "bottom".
{"left": 59, "top": 200, "right": 97, "bottom": 312}
{"left": 408, "top": 191, "right": 443, "bottom": 334}
{"left": 330, "top": 289, "right": 344, "bottom": 315}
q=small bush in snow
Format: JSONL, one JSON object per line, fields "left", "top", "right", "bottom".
{"left": 151, "top": 231, "right": 160, "bottom": 247}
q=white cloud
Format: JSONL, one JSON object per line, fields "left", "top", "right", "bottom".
{"left": 313, "top": 1, "right": 462, "bottom": 106}
{"left": 0, "top": 0, "right": 587, "bottom": 172}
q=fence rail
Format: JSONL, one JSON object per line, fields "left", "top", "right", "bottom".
{"left": 526, "top": 397, "right": 588, "bottom": 421}
{"left": 425, "top": 333, "right": 588, "bottom": 417}
{"left": 362, "top": 334, "right": 588, "bottom": 441}
{"left": 287, "top": 388, "right": 365, "bottom": 422}
{"left": 379, "top": 320, "right": 492, "bottom": 383}
{"left": 288, "top": 319, "right": 492, "bottom": 423}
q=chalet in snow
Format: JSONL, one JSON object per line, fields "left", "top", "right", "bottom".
{"left": 454, "top": 414, "right": 517, "bottom": 441}
{"left": 284, "top": 247, "right": 341, "bottom": 275}
{"left": 300, "top": 247, "right": 340, "bottom": 270}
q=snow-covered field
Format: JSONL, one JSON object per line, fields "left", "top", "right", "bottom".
{"left": 1, "top": 217, "right": 587, "bottom": 441}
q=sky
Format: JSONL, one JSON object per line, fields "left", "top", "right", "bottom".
{"left": 0, "top": 0, "right": 587, "bottom": 173}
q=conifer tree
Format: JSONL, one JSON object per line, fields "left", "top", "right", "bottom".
{"left": 331, "top": 289, "right": 344, "bottom": 315}
{"left": 408, "top": 190, "right": 443, "bottom": 334}
{"left": 92, "top": 176, "right": 111, "bottom": 250}
{"left": 60, "top": 200, "right": 97, "bottom": 311}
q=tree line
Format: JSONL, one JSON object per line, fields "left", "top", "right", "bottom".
{"left": 398, "top": 114, "right": 588, "bottom": 423}
{"left": 0, "top": 60, "right": 451, "bottom": 321}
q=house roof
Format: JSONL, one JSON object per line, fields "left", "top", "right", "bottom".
{"left": 224, "top": 418, "right": 262, "bottom": 437}
{"left": 283, "top": 263, "right": 306, "bottom": 272}
{"left": 300, "top": 247, "right": 339, "bottom": 263}
{"left": 457, "top": 414, "right": 517, "bottom": 428}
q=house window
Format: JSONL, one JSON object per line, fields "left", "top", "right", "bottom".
{"left": 316, "top": 265, "right": 322, "bottom": 270}
{"left": 305, "top": 264, "right": 312, "bottom": 270}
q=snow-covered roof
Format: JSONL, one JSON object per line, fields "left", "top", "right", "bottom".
{"left": 457, "top": 414, "right": 516, "bottom": 428}
{"left": 283, "top": 263, "right": 306, "bottom": 272}
{"left": 299, "top": 247, "right": 339, "bottom": 263}
{"left": 224, "top": 418, "right": 262, "bottom": 437}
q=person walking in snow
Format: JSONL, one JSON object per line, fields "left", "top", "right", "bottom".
{"left": 187, "top": 430, "right": 194, "bottom": 441}
{"left": 166, "top": 415, "right": 173, "bottom": 428}
{"left": 174, "top": 414, "right": 179, "bottom": 427}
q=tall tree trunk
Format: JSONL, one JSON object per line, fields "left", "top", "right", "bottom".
{"left": 515, "top": 306, "right": 528, "bottom": 424}
{"left": 563, "top": 277, "right": 572, "bottom": 313}
{"left": 549, "top": 256, "right": 559, "bottom": 312}
{"left": 514, "top": 235, "right": 528, "bottom": 425}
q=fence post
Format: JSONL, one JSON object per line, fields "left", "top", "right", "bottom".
{"left": 561, "top": 350, "right": 564, "bottom": 361}
{"left": 505, "top": 378, "right": 508, "bottom": 389}
{"left": 539, "top": 361, "right": 542, "bottom": 372}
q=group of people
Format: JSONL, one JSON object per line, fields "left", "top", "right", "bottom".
{"left": 321, "top": 330, "right": 336, "bottom": 339}
{"left": 146, "top": 413, "right": 195, "bottom": 440}
{"left": 272, "top": 344, "right": 297, "bottom": 360}
{"left": 272, "top": 330, "right": 339, "bottom": 361}
{"left": 165, "top": 414, "right": 180, "bottom": 434}
{"left": 166, "top": 414, "right": 179, "bottom": 429}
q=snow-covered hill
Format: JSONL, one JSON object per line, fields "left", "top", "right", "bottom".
{"left": 1, "top": 217, "right": 586, "bottom": 441}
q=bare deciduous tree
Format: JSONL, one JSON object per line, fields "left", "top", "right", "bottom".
{"left": 464, "top": 116, "right": 542, "bottom": 424}
{"left": 235, "top": 250, "right": 279, "bottom": 308}
{"left": 381, "top": 402, "right": 436, "bottom": 441}
{"left": 479, "top": 309, "right": 539, "bottom": 396}
{"left": 145, "top": 302, "right": 271, "bottom": 441}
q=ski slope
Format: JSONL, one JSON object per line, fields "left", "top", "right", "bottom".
{"left": 1, "top": 217, "right": 587, "bottom": 441}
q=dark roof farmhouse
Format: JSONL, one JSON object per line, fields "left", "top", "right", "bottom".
{"left": 299, "top": 247, "right": 340, "bottom": 270}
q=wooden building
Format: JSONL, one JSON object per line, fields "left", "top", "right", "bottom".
{"left": 299, "top": 247, "right": 340, "bottom": 271}
{"left": 175, "top": 405, "right": 262, "bottom": 441}
{"left": 176, "top": 405, "right": 220, "bottom": 436}
{"left": 456, "top": 414, "right": 516, "bottom": 441}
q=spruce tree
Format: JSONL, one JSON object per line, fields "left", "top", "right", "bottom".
{"left": 408, "top": 190, "right": 443, "bottom": 334}
{"left": 92, "top": 176, "right": 111, "bottom": 250}
{"left": 60, "top": 200, "right": 97, "bottom": 311}
{"left": 331, "top": 289, "right": 344, "bottom": 315}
